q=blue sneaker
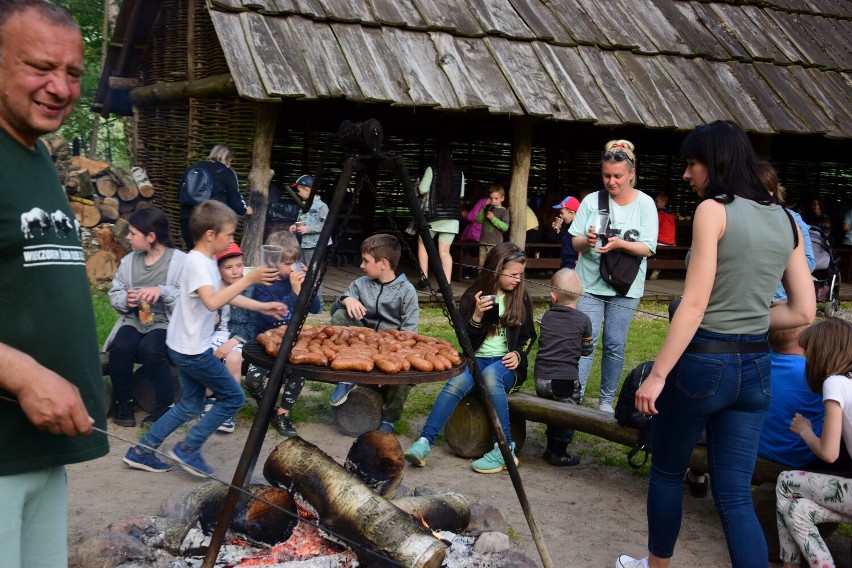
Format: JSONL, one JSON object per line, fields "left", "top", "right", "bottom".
{"left": 217, "top": 416, "right": 236, "bottom": 433}
{"left": 329, "top": 382, "right": 356, "bottom": 407}
{"left": 471, "top": 442, "right": 518, "bottom": 474}
{"left": 404, "top": 437, "right": 431, "bottom": 467}
{"left": 377, "top": 420, "right": 394, "bottom": 433}
{"left": 123, "top": 446, "right": 172, "bottom": 473}
{"left": 169, "top": 442, "right": 213, "bottom": 477}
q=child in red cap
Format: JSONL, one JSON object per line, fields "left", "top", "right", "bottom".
{"left": 552, "top": 196, "right": 580, "bottom": 269}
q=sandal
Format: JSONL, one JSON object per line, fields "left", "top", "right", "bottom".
{"left": 685, "top": 469, "right": 709, "bottom": 498}
{"left": 542, "top": 448, "right": 580, "bottom": 467}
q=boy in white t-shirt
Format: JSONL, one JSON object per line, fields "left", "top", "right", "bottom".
{"left": 123, "top": 201, "right": 287, "bottom": 476}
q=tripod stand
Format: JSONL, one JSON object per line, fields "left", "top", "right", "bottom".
{"left": 203, "top": 130, "right": 553, "bottom": 568}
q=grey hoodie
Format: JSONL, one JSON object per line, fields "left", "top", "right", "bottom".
{"left": 330, "top": 273, "right": 419, "bottom": 331}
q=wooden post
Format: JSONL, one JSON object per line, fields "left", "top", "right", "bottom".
{"left": 509, "top": 118, "right": 533, "bottom": 248}
{"left": 242, "top": 103, "right": 280, "bottom": 267}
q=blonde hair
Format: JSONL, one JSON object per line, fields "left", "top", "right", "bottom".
{"left": 552, "top": 268, "right": 582, "bottom": 304}
{"left": 768, "top": 324, "right": 807, "bottom": 352}
{"left": 800, "top": 318, "right": 852, "bottom": 393}
{"left": 603, "top": 139, "right": 637, "bottom": 187}
{"left": 266, "top": 230, "right": 301, "bottom": 263}
{"left": 207, "top": 144, "right": 235, "bottom": 165}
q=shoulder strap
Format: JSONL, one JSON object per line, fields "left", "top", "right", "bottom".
{"left": 781, "top": 207, "right": 800, "bottom": 249}
{"left": 597, "top": 190, "right": 609, "bottom": 214}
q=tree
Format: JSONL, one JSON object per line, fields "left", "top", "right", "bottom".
{"left": 57, "top": 0, "right": 129, "bottom": 165}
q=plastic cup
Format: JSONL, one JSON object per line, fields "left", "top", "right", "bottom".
{"left": 260, "top": 245, "right": 283, "bottom": 269}
{"left": 594, "top": 212, "right": 610, "bottom": 238}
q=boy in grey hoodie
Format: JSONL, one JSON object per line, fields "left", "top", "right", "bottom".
{"left": 328, "top": 234, "right": 419, "bottom": 432}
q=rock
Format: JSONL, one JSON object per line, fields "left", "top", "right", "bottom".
{"left": 413, "top": 485, "right": 437, "bottom": 497}
{"left": 499, "top": 549, "right": 540, "bottom": 568}
{"left": 466, "top": 501, "right": 507, "bottom": 534}
{"left": 70, "top": 533, "right": 151, "bottom": 568}
{"left": 473, "top": 531, "right": 510, "bottom": 554}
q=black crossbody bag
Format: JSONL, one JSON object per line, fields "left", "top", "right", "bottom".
{"left": 597, "top": 191, "right": 641, "bottom": 296}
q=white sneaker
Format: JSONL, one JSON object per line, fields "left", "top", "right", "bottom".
{"left": 616, "top": 555, "right": 648, "bottom": 568}
{"left": 599, "top": 402, "right": 615, "bottom": 413}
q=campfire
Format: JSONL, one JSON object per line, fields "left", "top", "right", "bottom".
{"left": 71, "top": 432, "right": 535, "bottom": 568}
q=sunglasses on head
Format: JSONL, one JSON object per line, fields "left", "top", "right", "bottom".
{"left": 505, "top": 250, "right": 526, "bottom": 263}
{"left": 602, "top": 150, "right": 634, "bottom": 163}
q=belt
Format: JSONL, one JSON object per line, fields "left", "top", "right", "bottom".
{"left": 685, "top": 341, "right": 770, "bottom": 354}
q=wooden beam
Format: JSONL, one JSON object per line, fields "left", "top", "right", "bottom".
{"left": 242, "top": 103, "right": 281, "bottom": 267}
{"left": 108, "top": 76, "right": 139, "bottom": 90}
{"left": 129, "top": 74, "right": 238, "bottom": 106}
{"left": 509, "top": 118, "right": 533, "bottom": 248}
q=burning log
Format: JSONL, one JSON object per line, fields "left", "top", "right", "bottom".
{"left": 391, "top": 493, "right": 471, "bottom": 533}
{"left": 162, "top": 482, "right": 298, "bottom": 547}
{"left": 264, "top": 437, "right": 447, "bottom": 568}
{"left": 344, "top": 430, "right": 404, "bottom": 498}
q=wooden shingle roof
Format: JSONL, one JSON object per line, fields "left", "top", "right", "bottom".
{"left": 96, "top": 0, "right": 852, "bottom": 138}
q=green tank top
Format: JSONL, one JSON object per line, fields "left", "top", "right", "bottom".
{"left": 696, "top": 197, "right": 794, "bottom": 334}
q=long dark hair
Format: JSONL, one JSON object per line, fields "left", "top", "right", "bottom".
{"left": 679, "top": 121, "right": 773, "bottom": 205}
{"left": 435, "top": 142, "right": 455, "bottom": 203}
{"left": 463, "top": 242, "right": 528, "bottom": 331}
{"left": 128, "top": 207, "right": 175, "bottom": 249}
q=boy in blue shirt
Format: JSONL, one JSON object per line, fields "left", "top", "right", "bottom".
{"left": 123, "top": 201, "right": 286, "bottom": 475}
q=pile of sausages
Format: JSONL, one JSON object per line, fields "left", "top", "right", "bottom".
{"left": 257, "top": 325, "right": 463, "bottom": 374}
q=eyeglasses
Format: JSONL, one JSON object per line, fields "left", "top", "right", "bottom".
{"left": 602, "top": 150, "right": 634, "bottom": 164}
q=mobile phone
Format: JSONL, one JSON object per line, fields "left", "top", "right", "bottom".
{"left": 484, "top": 204, "right": 495, "bottom": 214}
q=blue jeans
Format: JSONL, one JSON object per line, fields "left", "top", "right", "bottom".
{"left": 577, "top": 293, "right": 640, "bottom": 405}
{"left": 139, "top": 348, "right": 245, "bottom": 452}
{"left": 647, "top": 330, "right": 771, "bottom": 567}
{"left": 420, "top": 356, "right": 516, "bottom": 446}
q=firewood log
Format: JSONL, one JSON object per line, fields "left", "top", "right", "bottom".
{"left": 69, "top": 168, "right": 94, "bottom": 198}
{"left": 118, "top": 197, "right": 138, "bottom": 215}
{"left": 131, "top": 166, "right": 155, "bottom": 198}
{"left": 390, "top": 493, "right": 471, "bottom": 533}
{"left": 98, "top": 202, "right": 120, "bottom": 222}
{"left": 111, "top": 217, "right": 130, "bottom": 242}
{"left": 96, "top": 176, "right": 118, "bottom": 197}
{"left": 70, "top": 155, "right": 110, "bottom": 176}
{"left": 93, "top": 226, "right": 128, "bottom": 260}
{"left": 86, "top": 250, "right": 118, "bottom": 284}
{"left": 264, "top": 437, "right": 447, "bottom": 568}
{"left": 117, "top": 183, "right": 139, "bottom": 202}
{"left": 344, "top": 430, "right": 404, "bottom": 498}
{"left": 70, "top": 198, "right": 102, "bottom": 228}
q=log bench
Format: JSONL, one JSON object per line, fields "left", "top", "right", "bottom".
{"left": 647, "top": 245, "right": 690, "bottom": 273}
{"left": 449, "top": 242, "right": 563, "bottom": 282}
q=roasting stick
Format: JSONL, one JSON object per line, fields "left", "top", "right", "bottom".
{"left": 0, "top": 394, "right": 404, "bottom": 567}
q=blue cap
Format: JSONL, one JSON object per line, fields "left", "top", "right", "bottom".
{"left": 291, "top": 174, "right": 314, "bottom": 189}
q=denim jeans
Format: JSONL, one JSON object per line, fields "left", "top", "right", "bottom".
{"left": 108, "top": 326, "right": 172, "bottom": 409}
{"left": 140, "top": 348, "right": 245, "bottom": 452}
{"left": 420, "top": 356, "right": 516, "bottom": 446}
{"left": 576, "top": 293, "right": 640, "bottom": 405}
{"left": 647, "top": 329, "right": 771, "bottom": 567}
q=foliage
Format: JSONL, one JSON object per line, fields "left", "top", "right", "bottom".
{"left": 56, "top": 0, "right": 129, "bottom": 165}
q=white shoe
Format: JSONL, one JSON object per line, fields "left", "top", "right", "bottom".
{"left": 599, "top": 402, "right": 615, "bottom": 413}
{"left": 616, "top": 555, "right": 648, "bottom": 568}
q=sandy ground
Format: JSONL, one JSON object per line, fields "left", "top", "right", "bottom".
{"left": 66, "top": 414, "right": 742, "bottom": 567}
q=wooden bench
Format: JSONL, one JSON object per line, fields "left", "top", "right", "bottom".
{"left": 647, "top": 245, "right": 690, "bottom": 273}
{"left": 449, "top": 242, "right": 563, "bottom": 282}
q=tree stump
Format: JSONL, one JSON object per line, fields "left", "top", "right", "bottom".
{"left": 131, "top": 365, "right": 181, "bottom": 413}
{"left": 444, "top": 394, "right": 526, "bottom": 458}
{"left": 331, "top": 386, "right": 384, "bottom": 437}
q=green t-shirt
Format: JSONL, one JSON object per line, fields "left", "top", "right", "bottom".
{"left": 0, "top": 129, "right": 109, "bottom": 475}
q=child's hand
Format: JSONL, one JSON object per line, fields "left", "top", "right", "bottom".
{"left": 501, "top": 351, "right": 519, "bottom": 370}
{"left": 214, "top": 338, "right": 237, "bottom": 361}
{"left": 790, "top": 412, "right": 813, "bottom": 436}
{"left": 250, "top": 266, "right": 279, "bottom": 286}
{"left": 137, "top": 286, "right": 161, "bottom": 304}
{"left": 485, "top": 211, "right": 495, "bottom": 221}
{"left": 259, "top": 302, "right": 288, "bottom": 319}
{"left": 289, "top": 270, "right": 306, "bottom": 295}
{"left": 552, "top": 218, "right": 563, "bottom": 231}
{"left": 126, "top": 288, "right": 140, "bottom": 308}
{"left": 342, "top": 297, "right": 367, "bottom": 320}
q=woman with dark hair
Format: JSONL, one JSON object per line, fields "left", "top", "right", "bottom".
{"left": 105, "top": 208, "right": 187, "bottom": 427}
{"left": 617, "top": 121, "right": 815, "bottom": 568}
{"left": 179, "top": 144, "right": 252, "bottom": 249}
{"left": 414, "top": 143, "right": 465, "bottom": 288}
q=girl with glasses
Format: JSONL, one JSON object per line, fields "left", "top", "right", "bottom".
{"left": 404, "top": 243, "right": 536, "bottom": 473}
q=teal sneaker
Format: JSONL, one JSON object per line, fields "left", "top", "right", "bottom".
{"left": 404, "top": 437, "right": 431, "bottom": 467}
{"left": 471, "top": 442, "right": 518, "bottom": 474}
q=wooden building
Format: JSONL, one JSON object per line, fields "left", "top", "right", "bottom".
{"left": 94, "top": 0, "right": 852, "bottom": 257}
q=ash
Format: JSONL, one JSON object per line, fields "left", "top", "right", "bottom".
{"left": 440, "top": 531, "right": 501, "bottom": 568}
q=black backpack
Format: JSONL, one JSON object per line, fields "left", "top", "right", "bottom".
{"left": 179, "top": 163, "right": 221, "bottom": 206}
{"left": 615, "top": 360, "right": 654, "bottom": 468}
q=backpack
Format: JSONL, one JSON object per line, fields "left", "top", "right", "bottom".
{"left": 179, "top": 163, "right": 221, "bottom": 206}
{"left": 614, "top": 360, "right": 654, "bottom": 468}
